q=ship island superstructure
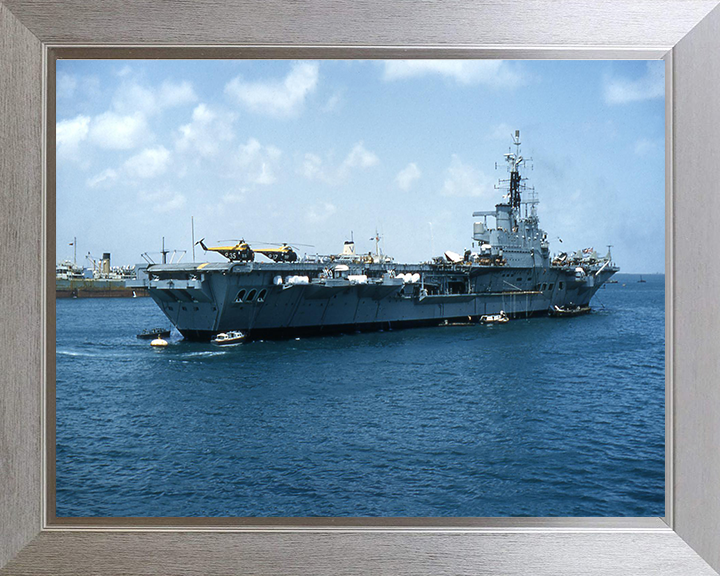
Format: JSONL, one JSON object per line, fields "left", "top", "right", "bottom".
{"left": 141, "top": 131, "right": 619, "bottom": 340}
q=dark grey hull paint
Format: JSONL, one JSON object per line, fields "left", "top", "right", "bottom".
{"left": 178, "top": 310, "right": 554, "bottom": 341}
{"left": 147, "top": 262, "right": 617, "bottom": 342}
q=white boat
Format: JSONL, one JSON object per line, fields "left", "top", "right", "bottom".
{"left": 480, "top": 311, "right": 509, "bottom": 324}
{"left": 549, "top": 305, "right": 591, "bottom": 317}
{"left": 211, "top": 331, "right": 246, "bottom": 346}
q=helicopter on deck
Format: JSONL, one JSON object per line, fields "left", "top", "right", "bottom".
{"left": 196, "top": 239, "right": 254, "bottom": 262}
{"left": 253, "top": 244, "right": 299, "bottom": 262}
{"left": 196, "top": 239, "right": 309, "bottom": 263}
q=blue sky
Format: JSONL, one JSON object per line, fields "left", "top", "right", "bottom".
{"left": 56, "top": 60, "right": 665, "bottom": 273}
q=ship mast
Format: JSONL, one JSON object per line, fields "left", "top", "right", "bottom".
{"left": 497, "top": 130, "right": 536, "bottom": 228}
{"left": 509, "top": 131, "right": 522, "bottom": 211}
{"left": 161, "top": 237, "right": 169, "bottom": 264}
{"left": 370, "top": 229, "right": 382, "bottom": 260}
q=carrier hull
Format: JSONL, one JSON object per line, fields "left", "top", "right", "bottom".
{"left": 146, "top": 261, "right": 617, "bottom": 341}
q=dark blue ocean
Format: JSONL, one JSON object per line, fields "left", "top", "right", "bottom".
{"left": 56, "top": 273, "right": 664, "bottom": 517}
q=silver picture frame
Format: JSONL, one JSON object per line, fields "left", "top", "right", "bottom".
{"left": 2, "top": 1, "right": 720, "bottom": 574}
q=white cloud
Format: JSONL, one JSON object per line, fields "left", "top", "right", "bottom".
{"left": 299, "top": 142, "right": 379, "bottom": 184}
{"left": 112, "top": 82, "right": 156, "bottom": 116}
{"left": 634, "top": 138, "right": 662, "bottom": 156}
{"left": 322, "top": 90, "right": 343, "bottom": 113}
{"left": 341, "top": 142, "right": 379, "bottom": 170}
{"left": 140, "top": 187, "right": 186, "bottom": 213}
{"left": 395, "top": 162, "right": 421, "bottom": 191}
{"left": 300, "top": 153, "right": 326, "bottom": 181}
{"left": 441, "top": 155, "right": 495, "bottom": 197}
{"left": 89, "top": 111, "right": 149, "bottom": 150}
{"left": 159, "top": 81, "right": 197, "bottom": 107}
{"left": 222, "top": 189, "right": 249, "bottom": 204}
{"left": 192, "top": 103, "right": 215, "bottom": 123}
{"left": 113, "top": 79, "right": 198, "bottom": 116}
{"left": 382, "top": 60, "right": 523, "bottom": 88}
{"left": 124, "top": 146, "right": 171, "bottom": 178}
{"left": 307, "top": 202, "right": 337, "bottom": 223}
{"left": 604, "top": 62, "right": 664, "bottom": 105}
{"left": 56, "top": 115, "right": 90, "bottom": 157}
{"left": 154, "top": 194, "right": 186, "bottom": 213}
{"left": 57, "top": 73, "right": 101, "bottom": 101}
{"left": 86, "top": 168, "right": 118, "bottom": 188}
{"left": 176, "top": 103, "right": 235, "bottom": 158}
{"left": 235, "top": 138, "right": 282, "bottom": 185}
{"left": 224, "top": 61, "right": 319, "bottom": 117}
{"left": 57, "top": 73, "right": 77, "bottom": 99}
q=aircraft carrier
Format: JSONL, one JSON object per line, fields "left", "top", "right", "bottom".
{"left": 142, "top": 132, "right": 619, "bottom": 340}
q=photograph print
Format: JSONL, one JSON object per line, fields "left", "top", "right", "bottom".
{"left": 55, "top": 59, "right": 665, "bottom": 517}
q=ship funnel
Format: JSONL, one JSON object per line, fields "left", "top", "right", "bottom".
{"left": 102, "top": 252, "right": 111, "bottom": 274}
{"left": 342, "top": 241, "right": 356, "bottom": 256}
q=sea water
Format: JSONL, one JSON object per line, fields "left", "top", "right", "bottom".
{"left": 56, "top": 273, "right": 664, "bottom": 517}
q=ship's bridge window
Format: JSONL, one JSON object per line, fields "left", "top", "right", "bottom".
{"left": 549, "top": 283, "right": 554, "bottom": 290}
{"left": 257, "top": 289, "right": 267, "bottom": 302}
{"left": 542, "top": 283, "right": 547, "bottom": 291}
{"left": 559, "top": 282, "right": 564, "bottom": 290}
{"left": 235, "top": 289, "right": 247, "bottom": 302}
{"left": 247, "top": 289, "right": 258, "bottom": 301}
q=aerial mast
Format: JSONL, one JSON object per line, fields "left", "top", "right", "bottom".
{"left": 161, "top": 237, "right": 169, "bottom": 264}
{"left": 191, "top": 217, "right": 195, "bottom": 262}
{"left": 509, "top": 130, "right": 522, "bottom": 211}
{"left": 370, "top": 229, "right": 381, "bottom": 260}
{"left": 495, "top": 129, "right": 535, "bottom": 229}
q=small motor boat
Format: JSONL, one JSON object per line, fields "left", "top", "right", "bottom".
{"left": 137, "top": 328, "right": 171, "bottom": 340}
{"left": 549, "top": 305, "right": 591, "bottom": 317}
{"left": 150, "top": 338, "right": 168, "bottom": 347}
{"left": 480, "top": 311, "right": 509, "bottom": 324}
{"left": 211, "top": 331, "right": 246, "bottom": 346}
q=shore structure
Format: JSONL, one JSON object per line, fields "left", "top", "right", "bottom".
{"left": 56, "top": 252, "right": 149, "bottom": 298}
{"left": 142, "top": 131, "right": 619, "bottom": 340}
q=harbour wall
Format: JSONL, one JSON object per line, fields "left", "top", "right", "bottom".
{"left": 56, "top": 280, "right": 149, "bottom": 298}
